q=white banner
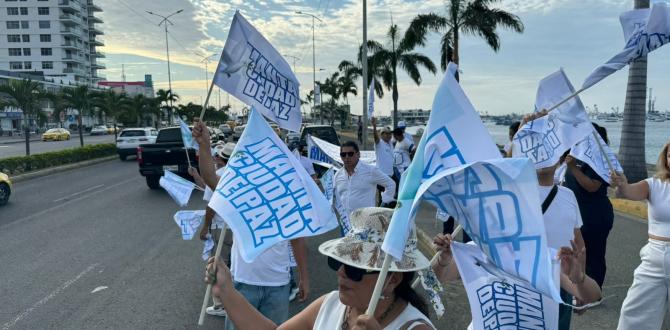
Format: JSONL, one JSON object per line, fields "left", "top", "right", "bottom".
{"left": 513, "top": 69, "right": 592, "bottom": 169}
{"left": 208, "top": 108, "right": 338, "bottom": 262}
{"left": 570, "top": 132, "right": 623, "bottom": 184}
{"left": 160, "top": 171, "right": 196, "bottom": 207}
{"left": 413, "top": 158, "right": 562, "bottom": 302}
{"left": 452, "top": 242, "right": 559, "bottom": 330}
{"left": 367, "top": 78, "right": 375, "bottom": 118}
{"left": 213, "top": 11, "right": 301, "bottom": 131}
{"left": 173, "top": 210, "right": 205, "bottom": 240}
{"left": 582, "top": 3, "right": 670, "bottom": 89}
{"left": 307, "top": 135, "right": 376, "bottom": 166}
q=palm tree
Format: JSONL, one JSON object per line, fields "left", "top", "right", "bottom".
{"left": 93, "top": 90, "right": 127, "bottom": 141}
{"left": 0, "top": 79, "right": 49, "bottom": 156}
{"left": 126, "top": 94, "right": 151, "bottom": 126}
{"left": 62, "top": 85, "right": 94, "bottom": 147}
{"left": 338, "top": 59, "right": 387, "bottom": 100}
{"left": 409, "top": 0, "right": 524, "bottom": 73}
{"left": 319, "top": 73, "right": 342, "bottom": 126}
{"left": 47, "top": 91, "right": 69, "bottom": 129}
{"left": 156, "top": 89, "right": 179, "bottom": 126}
{"left": 619, "top": 0, "right": 650, "bottom": 182}
{"left": 366, "top": 24, "right": 437, "bottom": 127}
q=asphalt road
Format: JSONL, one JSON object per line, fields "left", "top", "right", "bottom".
{"left": 0, "top": 159, "right": 665, "bottom": 329}
{"left": 0, "top": 134, "right": 115, "bottom": 159}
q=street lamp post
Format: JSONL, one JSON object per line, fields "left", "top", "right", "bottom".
{"left": 147, "top": 9, "right": 183, "bottom": 125}
{"left": 200, "top": 54, "right": 216, "bottom": 108}
{"left": 295, "top": 11, "right": 322, "bottom": 124}
{"left": 361, "top": 0, "right": 368, "bottom": 150}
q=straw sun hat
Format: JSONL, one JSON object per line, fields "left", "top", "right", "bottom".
{"left": 319, "top": 207, "right": 430, "bottom": 272}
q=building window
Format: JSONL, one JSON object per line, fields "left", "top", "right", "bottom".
{"left": 6, "top": 21, "right": 20, "bottom": 29}
{"left": 20, "top": 21, "right": 28, "bottom": 28}
{"left": 40, "top": 34, "right": 51, "bottom": 42}
{"left": 42, "top": 61, "right": 53, "bottom": 69}
{"left": 23, "top": 48, "right": 31, "bottom": 56}
{"left": 37, "top": 7, "right": 49, "bottom": 15}
{"left": 41, "top": 48, "right": 52, "bottom": 56}
{"left": 21, "top": 34, "right": 29, "bottom": 42}
{"left": 24, "top": 61, "right": 32, "bottom": 69}
{"left": 10, "top": 62, "right": 23, "bottom": 70}
{"left": 38, "top": 21, "right": 50, "bottom": 28}
{"left": 20, "top": 7, "right": 27, "bottom": 15}
{"left": 7, "top": 7, "right": 18, "bottom": 15}
{"left": 7, "top": 34, "right": 21, "bottom": 42}
{"left": 8, "top": 48, "right": 22, "bottom": 56}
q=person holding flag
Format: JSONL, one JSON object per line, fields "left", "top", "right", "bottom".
{"left": 204, "top": 207, "right": 434, "bottom": 329}
{"left": 611, "top": 141, "right": 670, "bottom": 329}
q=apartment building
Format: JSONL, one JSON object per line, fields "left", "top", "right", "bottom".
{"left": 0, "top": 0, "right": 105, "bottom": 85}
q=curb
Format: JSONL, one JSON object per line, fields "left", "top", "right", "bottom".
{"left": 9, "top": 155, "right": 117, "bottom": 183}
{"left": 0, "top": 138, "right": 43, "bottom": 145}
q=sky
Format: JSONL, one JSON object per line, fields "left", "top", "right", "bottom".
{"left": 96, "top": 0, "right": 670, "bottom": 117}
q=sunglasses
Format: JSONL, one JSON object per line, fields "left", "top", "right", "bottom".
{"left": 340, "top": 151, "right": 356, "bottom": 158}
{"left": 327, "top": 257, "right": 379, "bottom": 282}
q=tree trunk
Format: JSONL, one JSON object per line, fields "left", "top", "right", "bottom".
{"left": 77, "top": 115, "right": 84, "bottom": 147}
{"left": 392, "top": 65, "right": 399, "bottom": 129}
{"left": 113, "top": 119, "right": 118, "bottom": 141}
{"left": 24, "top": 115, "right": 30, "bottom": 156}
{"left": 619, "top": 0, "right": 649, "bottom": 182}
{"left": 453, "top": 28, "right": 460, "bottom": 82}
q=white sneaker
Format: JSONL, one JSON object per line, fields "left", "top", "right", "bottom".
{"left": 206, "top": 305, "right": 227, "bottom": 317}
{"left": 289, "top": 287, "right": 299, "bottom": 302}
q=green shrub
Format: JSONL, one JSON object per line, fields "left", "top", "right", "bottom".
{"left": 0, "top": 144, "right": 116, "bottom": 175}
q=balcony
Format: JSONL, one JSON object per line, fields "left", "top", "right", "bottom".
{"left": 63, "top": 67, "right": 86, "bottom": 76}
{"left": 59, "top": 13, "right": 82, "bottom": 26}
{"left": 87, "top": 1, "right": 102, "bottom": 12}
{"left": 91, "top": 62, "right": 106, "bottom": 69}
{"left": 91, "top": 38, "right": 104, "bottom": 46}
{"left": 89, "top": 26, "right": 103, "bottom": 35}
{"left": 61, "top": 41, "right": 79, "bottom": 49}
{"left": 92, "top": 51, "right": 105, "bottom": 58}
{"left": 88, "top": 14, "right": 102, "bottom": 23}
{"left": 58, "top": 0, "right": 80, "bottom": 13}
{"left": 62, "top": 55, "right": 84, "bottom": 63}
{"left": 60, "top": 27, "right": 81, "bottom": 37}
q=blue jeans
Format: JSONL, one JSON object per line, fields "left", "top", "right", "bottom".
{"left": 225, "top": 281, "right": 290, "bottom": 330}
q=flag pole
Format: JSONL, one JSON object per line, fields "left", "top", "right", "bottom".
{"left": 591, "top": 130, "right": 615, "bottom": 173}
{"left": 197, "top": 222, "right": 228, "bottom": 326}
{"left": 366, "top": 255, "right": 392, "bottom": 315}
{"left": 198, "top": 78, "right": 217, "bottom": 120}
{"left": 411, "top": 225, "right": 462, "bottom": 289}
{"left": 546, "top": 87, "right": 586, "bottom": 113}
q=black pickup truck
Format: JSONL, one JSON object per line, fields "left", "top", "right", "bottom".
{"left": 137, "top": 127, "right": 199, "bottom": 189}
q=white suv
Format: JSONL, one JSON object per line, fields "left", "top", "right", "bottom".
{"left": 116, "top": 128, "right": 158, "bottom": 160}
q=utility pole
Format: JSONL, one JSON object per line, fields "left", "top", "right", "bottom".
{"left": 361, "top": 0, "right": 368, "bottom": 149}
{"left": 147, "top": 9, "right": 183, "bottom": 125}
{"left": 296, "top": 11, "right": 322, "bottom": 124}
{"left": 283, "top": 54, "right": 300, "bottom": 73}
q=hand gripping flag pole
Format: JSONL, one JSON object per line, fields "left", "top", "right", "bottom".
{"left": 197, "top": 222, "right": 228, "bottom": 326}
{"left": 411, "top": 226, "right": 463, "bottom": 289}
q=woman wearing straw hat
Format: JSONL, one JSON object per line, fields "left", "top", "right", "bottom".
{"left": 204, "top": 207, "right": 435, "bottom": 329}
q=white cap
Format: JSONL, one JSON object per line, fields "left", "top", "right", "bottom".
{"left": 217, "top": 142, "right": 236, "bottom": 160}
{"left": 397, "top": 121, "right": 406, "bottom": 128}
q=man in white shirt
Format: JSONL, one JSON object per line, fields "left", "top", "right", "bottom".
{"left": 396, "top": 120, "right": 415, "bottom": 150}
{"left": 392, "top": 128, "right": 412, "bottom": 177}
{"left": 333, "top": 141, "right": 396, "bottom": 220}
{"left": 371, "top": 117, "right": 393, "bottom": 177}
{"left": 191, "top": 120, "right": 310, "bottom": 326}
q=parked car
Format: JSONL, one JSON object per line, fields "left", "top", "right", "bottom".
{"left": 0, "top": 171, "right": 11, "bottom": 206}
{"left": 219, "top": 124, "right": 233, "bottom": 138}
{"left": 137, "top": 127, "right": 198, "bottom": 189}
{"left": 107, "top": 125, "right": 121, "bottom": 134}
{"left": 212, "top": 128, "right": 226, "bottom": 142}
{"left": 116, "top": 127, "right": 158, "bottom": 161}
{"left": 286, "top": 131, "right": 301, "bottom": 146}
{"left": 232, "top": 125, "right": 245, "bottom": 141}
{"left": 91, "top": 126, "right": 108, "bottom": 135}
{"left": 42, "top": 128, "right": 71, "bottom": 141}
{"left": 300, "top": 125, "right": 340, "bottom": 146}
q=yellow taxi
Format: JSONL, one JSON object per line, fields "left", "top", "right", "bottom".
{"left": 0, "top": 172, "right": 11, "bottom": 206}
{"left": 42, "top": 128, "right": 71, "bottom": 141}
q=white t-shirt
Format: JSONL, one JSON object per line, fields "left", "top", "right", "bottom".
{"left": 230, "top": 240, "right": 291, "bottom": 286}
{"left": 539, "top": 185, "right": 582, "bottom": 250}
{"left": 375, "top": 139, "right": 394, "bottom": 176}
{"left": 646, "top": 177, "right": 670, "bottom": 237}
{"left": 299, "top": 155, "right": 316, "bottom": 176}
{"left": 204, "top": 167, "right": 227, "bottom": 228}
{"left": 393, "top": 138, "right": 412, "bottom": 174}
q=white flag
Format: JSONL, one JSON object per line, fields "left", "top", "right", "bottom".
{"left": 570, "top": 132, "right": 623, "bottom": 184}
{"left": 513, "top": 69, "right": 592, "bottom": 169}
{"left": 582, "top": 3, "right": 670, "bottom": 89}
{"left": 178, "top": 118, "right": 198, "bottom": 150}
{"left": 208, "top": 108, "right": 338, "bottom": 262}
{"left": 452, "top": 242, "right": 559, "bottom": 330}
{"left": 173, "top": 210, "right": 205, "bottom": 240}
{"left": 367, "top": 78, "right": 375, "bottom": 118}
{"left": 160, "top": 171, "right": 195, "bottom": 207}
{"left": 213, "top": 11, "right": 301, "bottom": 131}
{"left": 307, "top": 135, "right": 376, "bottom": 167}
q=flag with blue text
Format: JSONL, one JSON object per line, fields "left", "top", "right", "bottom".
{"left": 452, "top": 242, "right": 560, "bottom": 330}
{"left": 513, "top": 69, "right": 592, "bottom": 169}
{"left": 414, "top": 158, "right": 563, "bottom": 301}
{"left": 381, "top": 63, "right": 501, "bottom": 260}
{"left": 160, "top": 171, "right": 196, "bottom": 207}
{"left": 570, "top": 132, "right": 623, "bottom": 184}
{"left": 178, "top": 118, "right": 199, "bottom": 150}
{"left": 213, "top": 11, "right": 301, "bottom": 131}
{"left": 582, "top": 3, "right": 670, "bottom": 89}
{"left": 208, "top": 108, "right": 338, "bottom": 262}
{"left": 173, "top": 210, "right": 205, "bottom": 240}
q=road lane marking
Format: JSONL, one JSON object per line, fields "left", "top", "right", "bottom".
{"left": 53, "top": 184, "right": 105, "bottom": 202}
{"left": 1, "top": 177, "right": 136, "bottom": 231}
{"left": 1, "top": 263, "right": 100, "bottom": 330}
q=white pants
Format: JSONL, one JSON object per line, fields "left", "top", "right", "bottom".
{"left": 618, "top": 239, "right": 670, "bottom": 330}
